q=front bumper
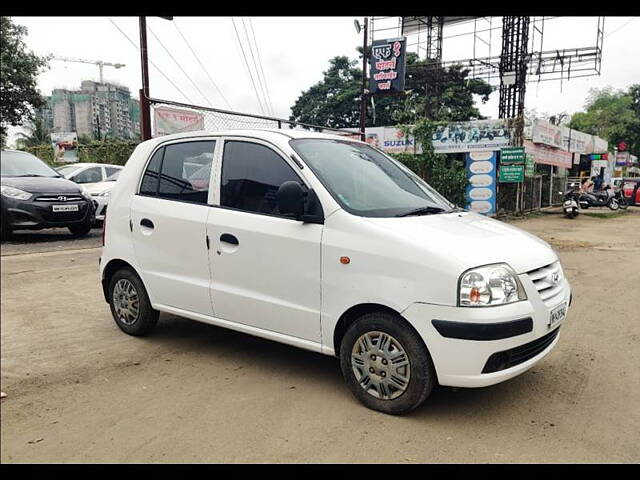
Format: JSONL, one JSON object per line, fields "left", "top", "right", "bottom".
{"left": 91, "top": 195, "right": 109, "bottom": 221}
{"left": 402, "top": 274, "right": 571, "bottom": 388}
{"left": 2, "top": 195, "right": 94, "bottom": 231}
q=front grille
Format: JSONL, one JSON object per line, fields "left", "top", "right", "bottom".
{"left": 34, "top": 195, "right": 84, "bottom": 202}
{"left": 526, "top": 261, "right": 565, "bottom": 307}
{"left": 482, "top": 327, "right": 561, "bottom": 373}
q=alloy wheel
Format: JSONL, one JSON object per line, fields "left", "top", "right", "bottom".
{"left": 351, "top": 331, "right": 411, "bottom": 400}
{"left": 113, "top": 278, "right": 140, "bottom": 325}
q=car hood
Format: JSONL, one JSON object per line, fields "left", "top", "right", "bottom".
{"left": 364, "top": 211, "right": 557, "bottom": 274}
{"left": 1, "top": 176, "right": 84, "bottom": 194}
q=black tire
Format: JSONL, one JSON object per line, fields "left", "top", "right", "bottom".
{"left": 607, "top": 198, "right": 619, "bottom": 211}
{"left": 339, "top": 312, "right": 436, "bottom": 415}
{"left": 1, "top": 215, "right": 11, "bottom": 242}
{"left": 618, "top": 195, "right": 628, "bottom": 210}
{"left": 108, "top": 267, "right": 159, "bottom": 336}
{"left": 68, "top": 221, "right": 92, "bottom": 237}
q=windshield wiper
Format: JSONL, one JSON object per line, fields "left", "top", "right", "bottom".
{"left": 395, "top": 206, "right": 446, "bottom": 217}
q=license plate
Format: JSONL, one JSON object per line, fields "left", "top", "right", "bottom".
{"left": 52, "top": 204, "right": 79, "bottom": 212}
{"left": 549, "top": 302, "right": 567, "bottom": 329}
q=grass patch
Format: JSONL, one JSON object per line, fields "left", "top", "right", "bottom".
{"left": 582, "top": 209, "right": 629, "bottom": 219}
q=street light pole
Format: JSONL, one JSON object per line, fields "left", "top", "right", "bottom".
{"left": 359, "top": 17, "right": 368, "bottom": 142}
{"left": 139, "top": 16, "right": 151, "bottom": 141}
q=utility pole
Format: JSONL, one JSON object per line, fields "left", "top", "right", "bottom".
{"left": 359, "top": 17, "right": 368, "bottom": 142}
{"left": 95, "top": 114, "right": 101, "bottom": 141}
{"left": 139, "top": 16, "right": 152, "bottom": 141}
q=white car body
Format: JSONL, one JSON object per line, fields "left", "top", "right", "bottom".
{"left": 100, "top": 129, "right": 571, "bottom": 389}
{"left": 84, "top": 179, "right": 118, "bottom": 221}
{"left": 57, "top": 162, "right": 124, "bottom": 189}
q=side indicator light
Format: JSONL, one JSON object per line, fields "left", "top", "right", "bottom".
{"left": 340, "top": 256, "right": 350, "bottom": 264}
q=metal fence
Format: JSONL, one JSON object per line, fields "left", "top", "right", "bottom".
{"left": 496, "top": 173, "right": 567, "bottom": 215}
{"left": 147, "top": 97, "right": 354, "bottom": 137}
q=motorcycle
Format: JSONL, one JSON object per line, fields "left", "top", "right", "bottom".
{"left": 563, "top": 188, "right": 581, "bottom": 219}
{"left": 579, "top": 186, "right": 620, "bottom": 210}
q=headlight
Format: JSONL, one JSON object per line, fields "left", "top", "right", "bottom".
{"left": 458, "top": 263, "right": 526, "bottom": 307}
{"left": 1, "top": 185, "right": 32, "bottom": 200}
{"left": 79, "top": 186, "right": 92, "bottom": 200}
{"left": 99, "top": 191, "right": 111, "bottom": 197}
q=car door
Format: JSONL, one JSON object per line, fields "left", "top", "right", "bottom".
{"left": 130, "top": 139, "right": 217, "bottom": 317}
{"left": 207, "top": 138, "right": 323, "bottom": 342}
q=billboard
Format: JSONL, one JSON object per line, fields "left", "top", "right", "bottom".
{"left": 530, "top": 118, "right": 608, "bottom": 153}
{"left": 369, "top": 37, "right": 407, "bottom": 95}
{"left": 343, "top": 127, "right": 422, "bottom": 154}
{"left": 432, "top": 119, "right": 512, "bottom": 153}
{"left": 465, "top": 151, "right": 497, "bottom": 215}
{"left": 51, "top": 132, "right": 78, "bottom": 164}
{"left": 153, "top": 106, "right": 205, "bottom": 137}
{"left": 524, "top": 140, "right": 572, "bottom": 168}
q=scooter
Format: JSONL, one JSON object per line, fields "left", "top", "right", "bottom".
{"left": 563, "top": 188, "right": 580, "bottom": 219}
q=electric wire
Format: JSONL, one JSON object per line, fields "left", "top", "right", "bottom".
{"left": 604, "top": 17, "right": 636, "bottom": 38}
{"left": 172, "top": 19, "right": 234, "bottom": 110}
{"left": 107, "top": 17, "right": 193, "bottom": 103}
{"left": 248, "top": 18, "right": 275, "bottom": 117}
{"left": 231, "top": 17, "right": 266, "bottom": 115}
{"left": 241, "top": 18, "right": 272, "bottom": 116}
{"left": 147, "top": 25, "right": 214, "bottom": 107}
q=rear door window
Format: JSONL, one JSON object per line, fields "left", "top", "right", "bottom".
{"left": 139, "top": 141, "right": 216, "bottom": 204}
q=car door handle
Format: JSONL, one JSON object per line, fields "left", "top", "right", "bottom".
{"left": 220, "top": 233, "right": 238, "bottom": 245}
{"left": 140, "top": 218, "right": 154, "bottom": 229}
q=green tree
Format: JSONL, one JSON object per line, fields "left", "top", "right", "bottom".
{"left": 569, "top": 85, "right": 640, "bottom": 154}
{"left": 289, "top": 52, "right": 494, "bottom": 129}
{"left": 0, "top": 17, "right": 49, "bottom": 145}
{"left": 15, "top": 116, "right": 51, "bottom": 148}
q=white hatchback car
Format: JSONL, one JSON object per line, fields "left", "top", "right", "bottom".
{"left": 57, "top": 162, "right": 124, "bottom": 188}
{"left": 100, "top": 130, "right": 571, "bottom": 414}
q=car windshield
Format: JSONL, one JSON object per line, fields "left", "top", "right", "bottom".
{"left": 56, "top": 165, "right": 82, "bottom": 177}
{"left": 289, "top": 138, "right": 454, "bottom": 217}
{"left": 1, "top": 151, "right": 60, "bottom": 178}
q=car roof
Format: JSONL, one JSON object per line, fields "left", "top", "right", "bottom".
{"left": 142, "top": 128, "right": 364, "bottom": 146}
{"left": 59, "top": 163, "right": 123, "bottom": 168}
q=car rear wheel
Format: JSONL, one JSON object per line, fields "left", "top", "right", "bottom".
{"left": 0, "top": 216, "right": 11, "bottom": 241}
{"left": 108, "top": 268, "right": 159, "bottom": 336}
{"left": 339, "top": 311, "right": 436, "bottom": 415}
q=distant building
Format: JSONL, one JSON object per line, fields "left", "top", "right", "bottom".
{"left": 46, "top": 80, "right": 140, "bottom": 140}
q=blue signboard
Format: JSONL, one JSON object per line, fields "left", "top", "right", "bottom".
{"left": 465, "top": 151, "right": 497, "bottom": 215}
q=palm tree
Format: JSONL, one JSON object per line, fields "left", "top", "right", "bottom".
{"left": 15, "top": 117, "right": 50, "bottom": 148}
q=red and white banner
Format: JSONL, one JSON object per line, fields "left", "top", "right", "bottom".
{"left": 153, "top": 106, "right": 205, "bottom": 137}
{"left": 524, "top": 140, "right": 572, "bottom": 168}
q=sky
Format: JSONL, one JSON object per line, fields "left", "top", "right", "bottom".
{"left": 7, "top": 16, "right": 640, "bottom": 145}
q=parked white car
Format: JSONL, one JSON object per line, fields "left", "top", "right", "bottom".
{"left": 99, "top": 130, "right": 572, "bottom": 414}
{"left": 57, "top": 163, "right": 124, "bottom": 188}
{"left": 84, "top": 170, "right": 121, "bottom": 223}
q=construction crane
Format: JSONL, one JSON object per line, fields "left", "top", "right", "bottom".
{"left": 51, "top": 56, "right": 126, "bottom": 83}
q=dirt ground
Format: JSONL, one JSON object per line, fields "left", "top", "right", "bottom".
{"left": 1, "top": 210, "right": 639, "bottom": 464}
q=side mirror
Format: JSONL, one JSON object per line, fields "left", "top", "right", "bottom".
{"left": 277, "top": 181, "right": 305, "bottom": 218}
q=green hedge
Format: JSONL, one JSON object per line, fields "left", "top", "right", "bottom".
{"left": 21, "top": 141, "right": 139, "bottom": 166}
{"left": 391, "top": 152, "right": 467, "bottom": 207}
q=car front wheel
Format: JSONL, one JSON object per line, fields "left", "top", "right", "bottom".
{"left": 339, "top": 312, "right": 436, "bottom": 415}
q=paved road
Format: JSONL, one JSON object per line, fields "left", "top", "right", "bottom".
{"left": 1, "top": 227, "right": 102, "bottom": 257}
{"left": 1, "top": 210, "right": 639, "bottom": 463}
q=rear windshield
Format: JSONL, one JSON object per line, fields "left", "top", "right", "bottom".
{"left": 1, "top": 151, "right": 60, "bottom": 178}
